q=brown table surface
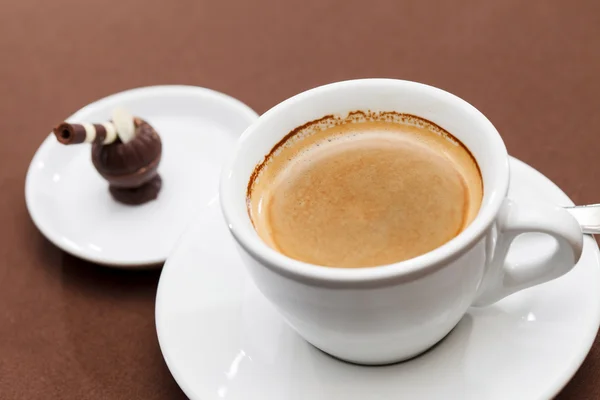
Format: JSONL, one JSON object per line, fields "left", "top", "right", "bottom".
{"left": 1, "top": 0, "right": 599, "bottom": 398}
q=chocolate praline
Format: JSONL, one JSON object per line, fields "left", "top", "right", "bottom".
{"left": 91, "top": 118, "right": 162, "bottom": 205}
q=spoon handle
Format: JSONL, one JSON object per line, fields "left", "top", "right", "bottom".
{"left": 565, "top": 204, "right": 600, "bottom": 234}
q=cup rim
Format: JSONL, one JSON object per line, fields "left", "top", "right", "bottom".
{"left": 220, "top": 78, "right": 509, "bottom": 286}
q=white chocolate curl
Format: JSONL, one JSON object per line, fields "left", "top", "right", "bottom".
{"left": 112, "top": 108, "right": 136, "bottom": 144}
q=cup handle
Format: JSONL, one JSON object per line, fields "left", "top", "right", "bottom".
{"left": 472, "top": 198, "right": 584, "bottom": 307}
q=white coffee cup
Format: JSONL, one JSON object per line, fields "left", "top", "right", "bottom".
{"left": 219, "top": 79, "right": 583, "bottom": 365}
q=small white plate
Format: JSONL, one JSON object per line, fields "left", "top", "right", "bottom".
{"left": 155, "top": 157, "right": 600, "bottom": 400}
{"left": 26, "top": 85, "right": 258, "bottom": 267}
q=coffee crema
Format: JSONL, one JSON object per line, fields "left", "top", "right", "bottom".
{"left": 247, "top": 111, "right": 483, "bottom": 268}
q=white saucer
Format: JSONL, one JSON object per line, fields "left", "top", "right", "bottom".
{"left": 155, "top": 157, "right": 600, "bottom": 400}
{"left": 26, "top": 85, "right": 258, "bottom": 267}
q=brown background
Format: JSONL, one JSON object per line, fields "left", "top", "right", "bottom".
{"left": 1, "top": 0, "right": 599, "bottom": 398}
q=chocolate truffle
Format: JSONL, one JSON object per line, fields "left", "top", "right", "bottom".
{"left": 52, "top": 111, "right": 163, "bottom": 205}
